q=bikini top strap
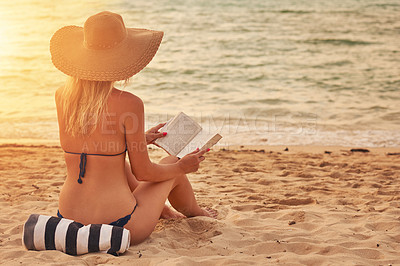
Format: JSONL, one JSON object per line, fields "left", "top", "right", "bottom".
{"left": 63, "top": 145, "right": 127, "bottom": 184}
{"left": 63, "top": 145, "right": 127, "bottom": 156}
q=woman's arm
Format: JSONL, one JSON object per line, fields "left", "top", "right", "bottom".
{"left": 123, "top": 93, "right": 206, "bottom": 182}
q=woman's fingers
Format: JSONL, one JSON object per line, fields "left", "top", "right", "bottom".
{"left": 187, "top": 148, "right": 200, "bottom": 155}
{"left": 197, "top": 149, "right": 208, "bottom": 162}
{"left": 147, "top": 131, "right": 167, "bottom": 144}
{"left": 155, "top": 132, "right": 166, "bottom": 138}
{"left": 152, "top": 122, "right": 166, "bottom": 132}
{"left": 195, "top": 148, "right": 209, "bottom": 157}
{"left": 179, "top": 147, "right": 210, "bottom": 173}
{"left": 146, "top": 123, "right": 166, "bottom": 134}
{"left": 186, "top": 148, "right": 208, "bottom": 163}
{"left": 187, "top": 147, "right": 209, "bottom": 158}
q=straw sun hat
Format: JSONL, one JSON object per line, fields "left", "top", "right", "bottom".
{"left": 50, "top": 11, "right": 163, "bottom": 81}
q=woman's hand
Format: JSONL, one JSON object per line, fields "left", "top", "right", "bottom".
{"left": 178, "top": 148, "right": 209, "bottom": 174}
{"left": 145, "top": 123, "right": 167, "bottom": 145}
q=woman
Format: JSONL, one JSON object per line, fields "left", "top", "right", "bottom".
{"left": 50, "top": 11, "right": 216, "bottom": 245}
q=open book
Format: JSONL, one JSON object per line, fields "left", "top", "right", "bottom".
{"left": 154, "top": 112, "right": 222, "bottom": 158}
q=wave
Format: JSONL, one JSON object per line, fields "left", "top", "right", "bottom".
{"left": 304, "top": 39, "right": 377, "bottom": 46}
{"left": 365, "top": 3, "right": 400, "bottom": 9}
{"left": 381, "top": 112, "right": 400, "bottom": 122}
{"left": 363, "top": 106, "right": 389, "bottom": 111}
{"left": 312, "top": 60, "right": 353, "bottom": 68}
{"left": 231, "top": 98, "right": 293, "bottom": 106}
{"left": 277, "top": 9, "right": 313, "bottom": 14}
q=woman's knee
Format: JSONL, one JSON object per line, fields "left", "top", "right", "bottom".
{"left": 159, "top": 155, "right": 179, "bottom": 164}
{"left": 126, "top": 218, "right": 156, "bottom": 245}
{"left": 129, "top": 228, "right": 150, "bottom": 245}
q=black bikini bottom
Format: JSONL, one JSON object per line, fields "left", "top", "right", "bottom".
{"left": 57, "top": 203, "right": 138, "bottom": 228}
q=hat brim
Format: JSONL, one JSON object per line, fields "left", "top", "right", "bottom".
{"left": 50, "top": 26, "right": 163, "bottom": 81}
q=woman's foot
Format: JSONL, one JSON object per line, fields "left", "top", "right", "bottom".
{"left": 200, "top": 207, "right": 218, "bottom": 219}
{"left": 160, "top": 205, "right": 186, "bottom": 219}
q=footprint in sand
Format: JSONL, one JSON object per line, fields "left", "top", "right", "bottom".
{"left": 278, "top": 210, "right": 306, "bottom": 223}
{"left": 239, "top": 163, "right": 255, "bottom": 167}
{"left": 232, "top": 168, "right": 242, "bottom": 173}
{"left": 232, "top": 204, "right": 266, "bottom": 212}
{"left": 352, "top": 248, "right": 384, "bottom": 259}
{"left": 278, "top": 198, "right": 315, "bottom": 206}
{"left": 256, "top": 179, "right": 273, "bottom": 186}
{"left": 330, "top": 171, "right": 342, "bottom": 178}
{"left": 297, "top": 171, "right": 314, "bottom": 178}
{"left": 157, "top": 218, "right": 221, "bottom": 248}
{"left": 243, "top": 167, "right": 258, "bottom": 172}
{"left": 247, "top": 195, "right": 263, "bottom": 201}
{"left": 279, "top": 170, "right": 291, "bottom": 177}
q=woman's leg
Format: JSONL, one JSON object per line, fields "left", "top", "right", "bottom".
{"left": 159, "top": 156, "right": 206, "bottom": 216}
{"left": 125, "top": 155, "right": 210, "bottom": 245}
{"left": 125, "top": 160, "right": 139, "bottom": 192}
{"left": 125, "top": 160, "right": 185, "bottom": 219}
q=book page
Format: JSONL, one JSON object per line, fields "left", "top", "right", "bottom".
{"left": 177, "top": 131, "right": 222, "bottom": 158}
{"left": 154, "top": 112, "right": 202, "bottom": 156}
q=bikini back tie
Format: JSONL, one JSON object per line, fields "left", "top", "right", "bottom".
{"left": 78, "top": 153, "right": 87, "bottom": 184}
{"left": 64, "top": 146, "right": 127, "bottom": 184}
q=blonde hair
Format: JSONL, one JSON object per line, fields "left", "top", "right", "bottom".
{"left": 60, "top": 77, "right": 114, "bottom": 136}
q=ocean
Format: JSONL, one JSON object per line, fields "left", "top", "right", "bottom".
{"left": 0, "top": 0, "right": 399, "bottom": 147}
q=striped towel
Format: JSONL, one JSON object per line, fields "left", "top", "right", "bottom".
{"left": 22, "top": 214, "right": 130, "bottom": 256}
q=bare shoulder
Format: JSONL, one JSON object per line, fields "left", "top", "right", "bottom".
{"left": 111, "top": 89, "right": 144, "bottom": 111}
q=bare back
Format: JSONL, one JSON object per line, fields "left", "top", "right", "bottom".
{"left": 56, "top": 87, "right": 137, "bottom": 225}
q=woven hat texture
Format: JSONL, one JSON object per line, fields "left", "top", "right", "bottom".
{"left": 50, "top": 11, "right": 163, "bottom": 81}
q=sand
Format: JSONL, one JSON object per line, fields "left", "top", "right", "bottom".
{"left": 0, "top": 143, "right": 399, "bottom": 265}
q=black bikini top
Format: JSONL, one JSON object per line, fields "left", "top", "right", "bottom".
{"left": 64, "top": 146, "right": 127, "bottom": 184}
